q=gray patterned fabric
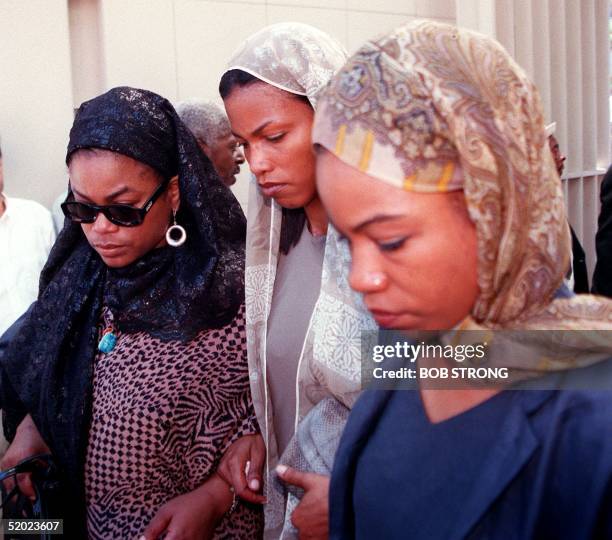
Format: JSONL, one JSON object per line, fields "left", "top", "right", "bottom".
{"left": 276, "top": 398, "right": 350, "bottom": 539}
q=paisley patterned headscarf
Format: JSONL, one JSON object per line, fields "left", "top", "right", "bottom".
{"left": 223, "top": 23, "right": 376, "bottom": 535}
{"left": 313, "top": 20, "right": 612, "bottom": 375}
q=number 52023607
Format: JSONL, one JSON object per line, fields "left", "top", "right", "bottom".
{"left": 3, "top": 519, "right": 63, "bottom": 534}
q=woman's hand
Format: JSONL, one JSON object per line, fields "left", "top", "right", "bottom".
{"left": 141, "top": 474, "right": 233, "bottom": 540}
{"left": 276, "top": 465, "right": 330, "bottom": 540}
{"left": 217, "top": 434, "right": 266, "bottom": 504}
{"left": 0, "top": 414, "right": 51, "bottom": 500}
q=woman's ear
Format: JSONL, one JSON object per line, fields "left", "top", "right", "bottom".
{"left": 168, "top": 175, "right": 180, "bottom": 212}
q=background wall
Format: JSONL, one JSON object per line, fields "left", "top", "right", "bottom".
{"left": 0, "top": 0, "right": 74, "bottom": 206}
{"left": 69, "top": 0, "right": 456, "bottom": 210}
{"left": 0, "top": 0, "right": 609, "bottom": 276}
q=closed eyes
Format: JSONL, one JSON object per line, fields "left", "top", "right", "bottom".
{"left": 378, "top": 237, "right": 407, "bottom": 252}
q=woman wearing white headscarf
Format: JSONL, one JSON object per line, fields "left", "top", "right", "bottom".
{"left": 217, "top": 23, "right": 376, "bottom": 539}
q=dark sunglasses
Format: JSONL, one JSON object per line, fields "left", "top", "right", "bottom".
{"left": 61, "top": 177, "right": 170, "bottom": 227}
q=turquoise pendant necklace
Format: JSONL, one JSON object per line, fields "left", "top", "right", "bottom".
{"left": 98, "top": 326, "right": 117, "bottom": 354}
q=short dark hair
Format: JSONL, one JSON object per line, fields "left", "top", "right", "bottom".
{"left": 219, "top": 69, "right": 311, "bottom": 253}
{"left": 219, "top": 69, "right": 311, "bottom": 107}
{"left": 219, "top": 69, "right": 260, "bottom": 99}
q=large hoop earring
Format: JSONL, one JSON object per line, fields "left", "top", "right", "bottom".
{"left": 166, "top": 209, "right": 186, "bottom": 247}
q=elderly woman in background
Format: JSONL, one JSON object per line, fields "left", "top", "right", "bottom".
{"left": 313, "top": 21, "right": 612, "bottom": 539}
{"left": 175, "top": 99, "right": 245, "bottom": 188}
{"left": 0, "top": 87, "right": 262, "bottom": 539}
{"left": 217, "top": 23, "right": 376, "bottom": 538}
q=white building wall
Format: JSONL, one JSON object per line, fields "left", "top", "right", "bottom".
{"left": 0, "top": 0, "right": 74, "bottom": 208}
{"left": 69, "top": 0, "right": 106, "bottom": 107}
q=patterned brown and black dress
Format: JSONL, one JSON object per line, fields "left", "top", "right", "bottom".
{"left": 84, "top": 305, "right": 263, "bottom": 539}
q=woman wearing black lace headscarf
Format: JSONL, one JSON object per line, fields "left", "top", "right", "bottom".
{"left": 0, "top": 87, "right": 262, "bottom": 539}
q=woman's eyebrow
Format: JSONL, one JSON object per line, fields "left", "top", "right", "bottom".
{"left": 251, "top": 120, "right": 274, "bottom": 137}
{"left": 233, "top": 120, "right": 289, "bottom": 140}
{"left": 71, "top": 185, "right": 132, "bottom": 201}
{"left": 70, "top": 186, "right": 89, "bottom": 200}
{"left": 106, "top": 185, "right": 131, "bottom": 199}
{"left": 354, "top": 213, "right": 405, "bottom": 232}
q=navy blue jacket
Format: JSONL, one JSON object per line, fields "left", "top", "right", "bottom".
{"left": 330, "top": 379, "right": 612, "bottom": 539}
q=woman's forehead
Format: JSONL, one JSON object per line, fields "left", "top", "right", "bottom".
{"left": 69, "top": 151, "right": 160, "bottom": 192}
{"left": 227, "top": 82, "right": 308, "bottom": 116}
{"left": 70, "top": 149, "right": 154, "bottom": 174}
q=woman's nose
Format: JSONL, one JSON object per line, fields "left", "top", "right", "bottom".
{"left": 247, "top": 147, "right": 272, "bottom": 177}
{"left": 91, "top": 212, "right": 119, "bottom": 233}
{"left": 234, "top": 147, "right": 245, "bottom": 164}
{"left": 348, "top": 249, "right": 388, "bottom": 294}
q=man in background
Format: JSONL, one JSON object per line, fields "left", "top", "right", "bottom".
{"left": 547, "top": 123, "right": 567, "bottom": 177}
{"left": 0, "top": 141, "right": 56, "bottom": 335}
{"left": 176, "top": 99, "right": 245, "bottom": 187}
{"left": 546, "top": 122, "right": 589, "bottom": 294}
{"left": 592, "top": 164, "right": 612, "bottom": 297}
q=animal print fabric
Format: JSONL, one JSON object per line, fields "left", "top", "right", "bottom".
{"left": 85, "top": 305, "right": 263, "bottom": 539}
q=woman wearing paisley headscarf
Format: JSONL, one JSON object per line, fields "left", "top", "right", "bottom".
{"left": 313, "top": 21, "right": 612, "bottom": 539}
{"left": 0, "top": 87, "right": 262, "bottom": 539}
{"left": 217, "top": 22, "right": 376, "bottom": 538}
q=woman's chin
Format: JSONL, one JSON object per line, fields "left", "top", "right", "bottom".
{"left": 271, "top": 190, "right": 311, "bottom": 210}
{"left": 98, "top": 251, "right": 133, "bottom": 268}
{"left": 274, "top": 195, "right": 302, "bottom": 209}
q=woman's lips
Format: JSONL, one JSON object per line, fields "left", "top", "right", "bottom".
{"left": 95, "top": 244, "right": 125, "bottom": 257}
{"left": 259, "top": 183, "right": 286, "bottom": 198}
